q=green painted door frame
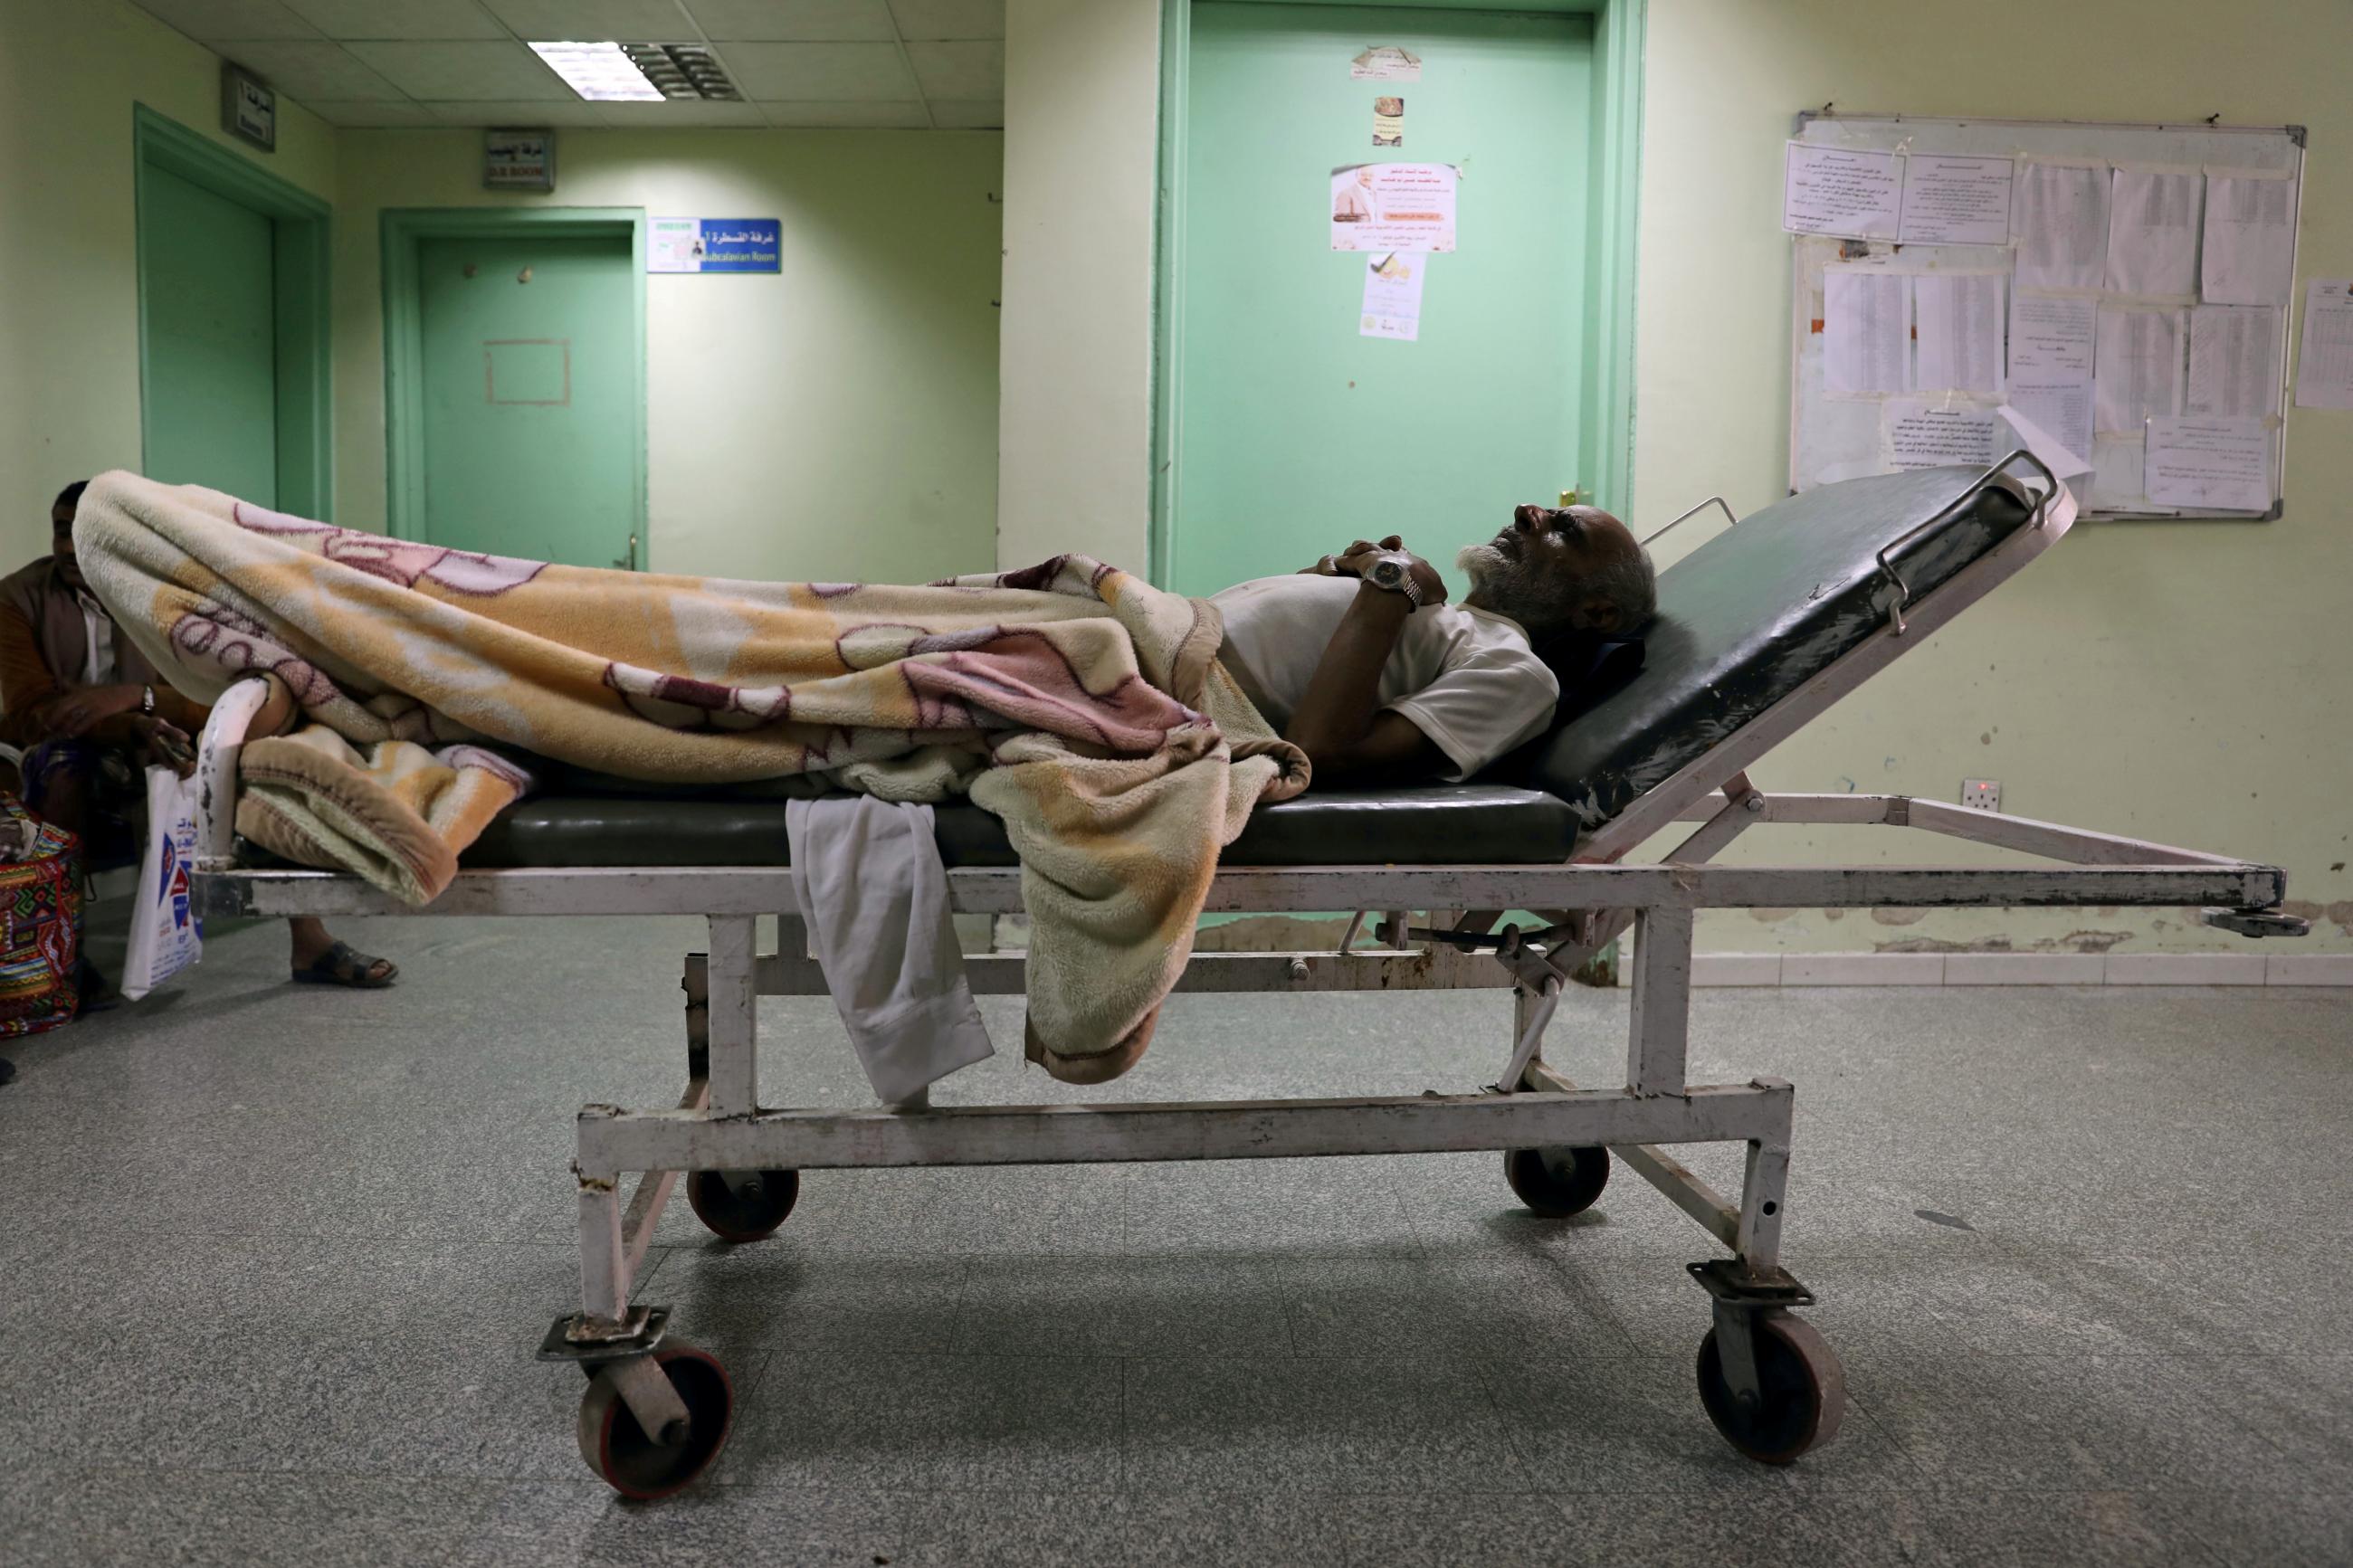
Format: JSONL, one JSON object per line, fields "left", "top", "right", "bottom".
{"left": 1149, "top": 0, "right": 1644, "bottom": 586}
{"left": 381, "top": 208, "right": 648, "bottom": 553}
{"left": 132, "top": 104, "right": 333, "bottom": 518}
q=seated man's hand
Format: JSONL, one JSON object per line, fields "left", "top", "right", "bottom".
{"left": 129, "top": 714, "right": 196, "bottom": 778}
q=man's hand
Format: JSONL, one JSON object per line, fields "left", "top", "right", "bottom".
{"left": 45, "top": 683, "right": 146, "bottom": 740}
{"left": 1300, "top": 535, "right": 1448, "bottom": 608}
{"left": 129, "top": 714, "right": 195, "bottom": 778}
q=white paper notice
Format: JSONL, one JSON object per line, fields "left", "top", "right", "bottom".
{"left": 2103, "top": 168, "right": 2203, "bottom": 298}
{"left": 1913, "top": 274, "right": 2005, "bottom": 394}
{"left": 1783, "top": 143, "right": 1902, "bottom": 240}
{"left": 2087, "top": 438, "right": 2149, "bottom": 512}
{"left": 2011, "top": 163, "right": 2110, "bottom": 292}
{"left": 2007, "top": 293, "right": 2097, "bottom": 380}
{"left": 1350, "top": 45, "right": 1420, "bottom": 81}
{"left": 2094, "top": 307, "right": 2185, "bottom": 433}
{"left": 1997, "top": 401, "right": 2093, "bottom": 480}
{"left": 2293, "top": 279, "right": 2353, "bottom": 410}
{"left": 1883, "top": 399, "right": 2002, "bottom": 470}
{"left": 2144, "top": 416, "right": 2272, "bottom": 511}
{"left": 648, "top": 216, "right": 700, "bottom": 272}
{"left": 1823, "top": 270, "right": 1911, "bottom": 395}
{"left": 1898, "top": 155, "right": 2015, "bottom": 246}
{"left": 1359, "top": 253, "right": 1424, "bottom": 340}
{"left": 2202, "top": 175, "right": 2297, "bottom": 307}
{"left": 1330, "top": 163, "right": 1456, "bottom": 252}
{"left": 2186, "top": 305, "right": 2280, "bottom": 418}
{"left": 2004, "top": 380, "right": 2096, "bottom": 476}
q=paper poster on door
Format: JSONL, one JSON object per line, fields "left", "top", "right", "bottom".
{"left": 649, "top": 217, "right": 782, "bottom": 273}
{"left": 1373, "top": 97, "right": 1404, "bottom": 147}
{"left": 1350, "top": 45, "right": 1420, "bottom": 81}
{"left": 1360, "top": 253, "right": 1423, "bottom": 340}
{"left": 1330, "top": 164, "right": 1456, "bottom": 252}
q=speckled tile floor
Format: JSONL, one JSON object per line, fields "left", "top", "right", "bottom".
{"left": 1, "top": 914, "right": 2348, "bottom": 1566}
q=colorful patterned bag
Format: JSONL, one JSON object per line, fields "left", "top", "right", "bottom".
{"left": 0, "top": 798, "right": 81, "bottom": 1036}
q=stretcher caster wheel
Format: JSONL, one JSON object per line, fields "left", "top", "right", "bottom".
{"left": 576, "top": 1342, "right": 732, "bottom": 1499}
{"left": 1503, "top": 1145, "right": 1610, "bottom": 1217}
{"left": 1695, "top": 1310, "right": 1845, "bottom": 1464}
{"left": 685, "top": 1168, "right": 800, "bottom": 1242}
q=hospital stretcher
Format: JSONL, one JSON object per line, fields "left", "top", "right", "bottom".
{"left": 188, "top": 454, "right": 2309, "bottom": 1497}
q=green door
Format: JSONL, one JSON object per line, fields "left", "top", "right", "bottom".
{"left": 139, "top": 165, "right": 280, "bottom": 506}
{"left": 1169, "top": 4, "right": 1594, "bottom": 596}
{"left": 416, "top": 235, "right": 639, "bottom": 567}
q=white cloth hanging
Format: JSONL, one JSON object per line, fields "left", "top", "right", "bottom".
{"left": 786, "top": 794, "right": 994, "bottom": 1104}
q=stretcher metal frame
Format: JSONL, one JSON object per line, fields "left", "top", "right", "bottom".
{"left": 187, "top": 456, "right": 2306, "bottom": 1495}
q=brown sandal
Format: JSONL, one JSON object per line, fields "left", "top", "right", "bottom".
{"left": 292, "top": 941, "right": 399, "bottom": 989}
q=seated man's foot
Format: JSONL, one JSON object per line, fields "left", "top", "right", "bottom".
{"left": 292, "top": 941, "right": 398, "bottom": 989}
{"left": 0, "top": 1058, "right": 14, "bottom": 1087}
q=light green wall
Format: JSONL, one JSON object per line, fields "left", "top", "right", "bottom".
{"left": 1002, "top": 0, "right": 2353, "bottom": 955}
{"left": 0, "top": 0, "right": 336, "bottom": 565}
{"left": 1631, "top": 0, "right": 2352, "bottom": 956}
{"left": 333, "top": 129, "right": 1004, "bottom": 584}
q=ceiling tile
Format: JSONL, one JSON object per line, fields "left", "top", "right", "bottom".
{"left": 927, "top": 99, "right": 1000, "bottom": 128}
{"left": 886, "top": 0, "right": 1001, "bottom": 41}
{"left": 902, "top": 38, "right": 998, "bottom": 100}
{"left": 280, "top": 0, "right": 508, "bottom": 40}
{"left": 130, "top": 0, "right": 320, "bottom": 43}
{"left": 424, "top": 99, "right": 609, "bottom": 127}
{"left": 347, "top": 40, "right": 570, "bottom": 99}
{"left": 756, "top": 100, "right": 927, "bottom": 128}
{"left": 302, "top": 100, "right": 441, "bottom": 127}
{"left": 686, "top": 0, "right": 891, "bottom": 42}
{"left": 719, "top": 41, "right": 913, "bottom": 100}
{"left": 478, "top": 0, "right": 697, "bottom": 38}
{"left": 597, "top": 99, "right": 769, "bottom": 127}
{"left": 216, "top": 40, "right": 407, "bottom": 100}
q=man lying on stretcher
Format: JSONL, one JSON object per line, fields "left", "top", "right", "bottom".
{"left": 1214, "top": 503, "right": 1657, "bottom": 788}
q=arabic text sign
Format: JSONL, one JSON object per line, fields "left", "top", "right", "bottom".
{"left": 649, "top": 217, "right": 783, "bottom": 274}
{"left": 1329, "top": 163, "right": 1457, "bottom": 253}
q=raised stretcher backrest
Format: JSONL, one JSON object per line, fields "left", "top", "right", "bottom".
{"left": 1505, "top": 466, "right": 2035, "bottom": 829}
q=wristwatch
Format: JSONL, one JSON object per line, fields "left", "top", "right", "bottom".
{"left": 1366, "top": 554, "right": 1426, "bottom": 607}
{"left": 140, "top": 684, "right": 155, "bottom": 716}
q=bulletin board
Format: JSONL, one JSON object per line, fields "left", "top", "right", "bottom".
{"left": 1786, "top": 115, "right": 2304, "bottom": 519}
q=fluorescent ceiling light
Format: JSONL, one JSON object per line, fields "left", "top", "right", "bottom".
{"left": 530, "top": 41, "right": 664, "bottom": 101}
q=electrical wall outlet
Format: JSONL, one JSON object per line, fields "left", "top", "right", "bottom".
{"left": 1961, "top": 778, "right": 2002, "bottom": 813}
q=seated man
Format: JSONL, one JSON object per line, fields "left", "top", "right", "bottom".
{"left": 1214, "top": 502, "right": 1657, "bottom": 786}
{"left": 0, "top": 481, "right": 397, "bottom": 992}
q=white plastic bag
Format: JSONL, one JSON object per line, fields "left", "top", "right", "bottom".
{"left": 119, "top": 765, "right": 203, "bottom": 1000}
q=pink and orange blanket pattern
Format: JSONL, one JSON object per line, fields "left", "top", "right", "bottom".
{"left": 75, "top": 471, "right": 1307, "bottom": 1066}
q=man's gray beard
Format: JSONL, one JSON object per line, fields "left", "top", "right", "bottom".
{"left": 1457, "top": 542, "right": 1568, "bottom": 632}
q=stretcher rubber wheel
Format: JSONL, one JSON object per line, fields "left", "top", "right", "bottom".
{"left": 576, "top": 1342, "right": 733, "bottom": 1499}
{"left": 1694, "top": 1309, "right": 1845, "bottom": 1464}
{"left": 1503, "top": 1145, "right": 1610, "bottom": 1218}
{"left": 685, "top": 1168, "right": 800, "bottom": 1242}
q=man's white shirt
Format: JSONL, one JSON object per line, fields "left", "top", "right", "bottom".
{"left": 1211, "top": 574, "right": 1558, "bottom": 781}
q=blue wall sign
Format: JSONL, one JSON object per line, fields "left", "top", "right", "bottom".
{"left": 649, "top": 217, "right": 782, "bottom": 274}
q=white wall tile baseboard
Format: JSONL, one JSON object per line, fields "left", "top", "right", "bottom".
{"left": 1688, "top": 952, "right": 2353, "bottom": 987}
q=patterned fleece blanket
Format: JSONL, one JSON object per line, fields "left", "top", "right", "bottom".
{"left": 75, "top": 471, "right": 1308, "bottom": 1069}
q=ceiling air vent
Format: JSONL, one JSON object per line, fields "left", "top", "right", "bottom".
{"left": 620, "top": 44, "right": 742, "bottom": 101}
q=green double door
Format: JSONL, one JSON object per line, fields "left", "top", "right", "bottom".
{"left": 1169, "top": 4, "right": 1596, "bottom": 596}
{"left": 415, "top": 235, "right": 639, "bottom": 567}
